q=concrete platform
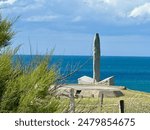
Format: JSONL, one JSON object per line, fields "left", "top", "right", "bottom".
{"left": 78, "top": 76, "right": 114, "bottom": 86}
{"left": 55, "top": 84, "right": 124, "bottom": 98}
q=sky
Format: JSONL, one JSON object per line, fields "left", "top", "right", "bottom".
{"left": 1, "top": 0, "right": 150, "bottom": 56}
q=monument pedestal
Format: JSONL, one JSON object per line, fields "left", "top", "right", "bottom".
{"left": 78, "top": 76, "right": 114, "bottom": 86}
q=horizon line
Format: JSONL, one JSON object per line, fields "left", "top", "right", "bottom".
{"left": 15, "top": 54, "right": 150, "bottom": 58}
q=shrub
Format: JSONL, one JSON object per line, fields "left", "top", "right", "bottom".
{"left": 0, "top": 15, "right": 15, "bottom": 48}
{"left": 0, "top": 49, "right": 14, "bottom": 101}
{"left": 0, "top": 49, "right": 60, "bottom": 113}
{"left": 0, "top": 15, "right": 61, "bottom": 113}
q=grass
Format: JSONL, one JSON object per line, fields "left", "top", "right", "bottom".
{"left": 58, "top": 89, "right": 150, "bottom": 113}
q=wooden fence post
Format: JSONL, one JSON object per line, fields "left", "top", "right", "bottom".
{"left": 119, "top": 100, "right": 124, "bottom": 113}
{"left": 91, "top": 94, "right": 94, "bottom": 98}
{"left": 69, "top": 88, "right": 75, "bottom": 113}
{"left": 99, "top": 92, "right": 104, "bottom": 111}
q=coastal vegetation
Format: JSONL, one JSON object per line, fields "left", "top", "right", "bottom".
{"left": 0, "top": 15, "right": 14, "bottom": 48}
{"left": 0, "top": 16, "right": 60, "bottom": 112}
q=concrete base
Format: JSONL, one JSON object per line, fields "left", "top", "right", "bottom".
{"left": 78, "top": 76, "right": 93, "bottom": 84}
{"left": 99, "top": 90, "right": 123, "bottom": 97}
{"left": 98, "top": 76, "right": 114, "bottom": 86}
{"left": 78, "top": 76, "right": 114, "bottom": 86}
{"left": 75, "top": 90, "right": 123, "bottom": 98}
{"left": 54, "top": 84, "right": 124, "bottom": 98}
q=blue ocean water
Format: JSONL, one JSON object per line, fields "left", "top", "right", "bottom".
{"left": 15, "top": 55, "right": 150, "bottom": 93}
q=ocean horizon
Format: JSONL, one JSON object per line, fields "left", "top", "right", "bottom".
{"left": 14, "top": 55, "right": 150, "bottom": 93}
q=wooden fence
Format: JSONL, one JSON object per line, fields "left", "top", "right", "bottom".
{"left": 68, "top": 88, "right": 125, "bottom": 113}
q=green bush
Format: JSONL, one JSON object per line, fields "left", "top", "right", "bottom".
{"left": 0, "top": 15, "right": 15, "bottom": 48}
{"left": 0, "top": 50, "right": 13, "bottom": 101}
{"left": 0, "top": 49, "right": 60, "bottom": 113}
{"left": 0, "top": 15, "right": 62, "bottom": 113}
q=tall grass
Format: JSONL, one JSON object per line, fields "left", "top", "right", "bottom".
{"left": 0, "top": 48, "right": 60, "bottom": 113}
{"left": 0, "top": 15, "right": 15, "bottom": 48}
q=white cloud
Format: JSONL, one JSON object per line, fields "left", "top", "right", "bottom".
{"left": 25, "top": 15, "right": 58, "bottom": 22}
{"left": 129, "top": 3, "right": 150, "bottom": 18}
{"left": 2, "top": 0, "right": 150, "bottom": 25}
{"left": 22, "top": 0, "right": 46, "bottom": 11}
{"left": 82, "top": 0, "right": 150, "bottom": 24}
{"left": 0, "top": 0, "right": 16, "bottom": 5}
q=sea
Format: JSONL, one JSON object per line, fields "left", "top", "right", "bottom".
{"left": 15, "top": 55, "right": 150, "bottom": 93}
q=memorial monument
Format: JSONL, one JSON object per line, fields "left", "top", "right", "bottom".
{"left": 78, "top": 33, "right": 114, "bottom": 86}
{"left": 55, "top": 33, "right": 124, "bottom": 98}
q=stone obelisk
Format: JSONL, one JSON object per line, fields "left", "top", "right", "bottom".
{"left": 93, "top": 33, "right": 100, "bottom": 83}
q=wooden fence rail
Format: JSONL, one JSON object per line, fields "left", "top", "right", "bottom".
{"left": 69, "top": 89, "right": 125, "bottom": 113}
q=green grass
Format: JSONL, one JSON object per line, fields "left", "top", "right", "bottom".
{"left": 58, "top": 90, "right": 150, "bottom": 113}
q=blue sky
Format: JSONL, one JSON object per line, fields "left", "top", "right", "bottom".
{"left": 1, "top": 0, "right": 150, "bottom": 56}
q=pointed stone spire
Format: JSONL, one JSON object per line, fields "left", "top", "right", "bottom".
{"left": 93, "top": 33, "right": 100, "bottom": 83}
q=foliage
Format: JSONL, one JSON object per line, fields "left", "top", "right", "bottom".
{"left": 0, "top": 49, "right": 13, "bottom": 101}
{"left": 0, "top": 49, "right": 60, "bottom": 113}
{"left": 0, "top": 15, "right": 15, "bottom": 48}
{"left": 0, "top": 14, "right": 61, "bottom": 113}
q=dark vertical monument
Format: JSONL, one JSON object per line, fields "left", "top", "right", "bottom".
{"left": 93, "top": 33, "right": 100, "bottom": 83}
